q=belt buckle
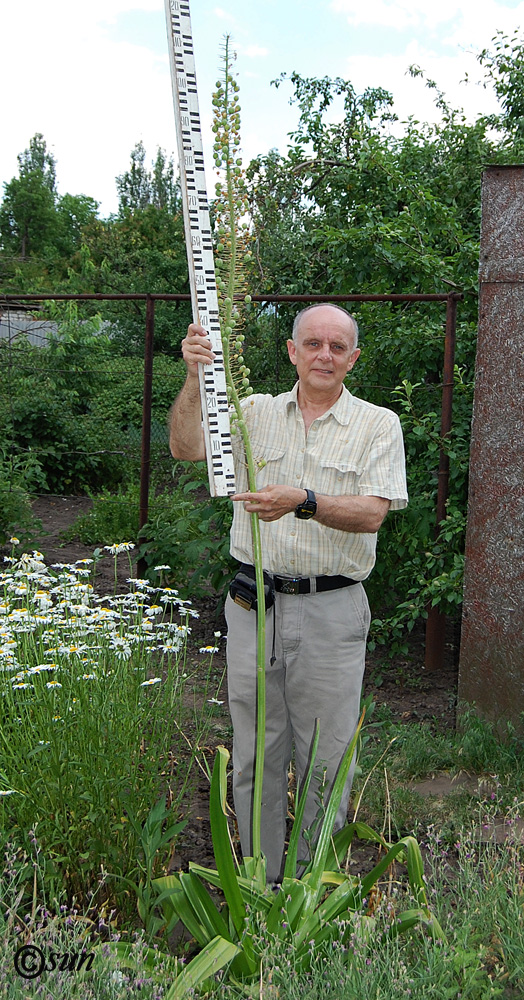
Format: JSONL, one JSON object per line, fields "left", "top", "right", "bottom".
{"left": 279, "top": 577, "right": 301, "bottom": 595}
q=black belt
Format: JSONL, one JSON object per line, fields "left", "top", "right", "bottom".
{"left": 239, "top": 565, "right": 358, "bottom": 596}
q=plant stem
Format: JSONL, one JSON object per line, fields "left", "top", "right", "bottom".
{"left": 217, "top": 36, "right": 266, "bottom": 879}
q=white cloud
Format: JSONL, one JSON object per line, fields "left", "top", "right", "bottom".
{"left": 243, "top": 45, "right": 270, "bottom": 58}
{"left": 443, "top": 0, "right": 524, "bottom": 49}
{"left": 0, "top": 1, "right": 174, "bottom": 214}
{"left": 330, "top": 0, "right": 463, "bottom": 30}
{"left": 344, "top": 42, "right": 500, "bottom": 125}
{"left": 330, "top": 0, "right": 524, "bottom": 45}
{"left": 213, "top": 7, "right": 237, "bottom": 23}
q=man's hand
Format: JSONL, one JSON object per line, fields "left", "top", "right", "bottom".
{"left": 232, "top": 485, "right": 306, "bottom": 522}
{"left": 182, "top": 323, "right": 216, "bottom": 377}
{"left": 169, "top": 324, "right": 214, "bottom": 461}
{"left": 232, "top": 486, "right": 391, "bottom": 532}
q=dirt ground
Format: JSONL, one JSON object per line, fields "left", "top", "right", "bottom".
{"left": 28, "top": 494, "right": 459, "bottom": 715}
{"left": 22, "top": 495, "right": 460, "bottom": 872}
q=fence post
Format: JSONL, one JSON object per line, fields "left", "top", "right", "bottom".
{"left": 137, "top": 294, "right": 155, "bottom": 578}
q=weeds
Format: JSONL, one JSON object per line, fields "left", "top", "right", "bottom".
{"left": 0, "top": 544, "right": 223, "bottom": 912}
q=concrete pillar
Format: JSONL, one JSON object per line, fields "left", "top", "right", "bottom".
{"left": 458, "top": 166, "right": 524, "bottom": 732}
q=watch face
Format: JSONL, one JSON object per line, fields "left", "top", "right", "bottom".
{"left": 295, "top": 504, "right": 316, "bottom": 519}
{"left": 295, "top": 490, "right": 317, "bottom": 519}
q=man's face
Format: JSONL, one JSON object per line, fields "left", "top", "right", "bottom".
{"left": 287, "top": 306, "right": 360, "bottom": 397}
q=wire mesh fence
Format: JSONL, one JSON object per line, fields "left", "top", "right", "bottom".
{"left": 0, "top": 291, "right": 462, "bottom": 666}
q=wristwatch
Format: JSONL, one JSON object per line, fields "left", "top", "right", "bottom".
{"left": 295, "top": 488, "right": 317, "bottom": 520}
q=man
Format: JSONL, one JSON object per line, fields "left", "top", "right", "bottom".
{"left": 169, "top": 303, "right": 408, "bottom": 882}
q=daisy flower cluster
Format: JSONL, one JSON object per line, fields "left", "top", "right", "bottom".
{"left": 0, "top": 547, "right": 226, "bottom": 901}
{"left": 0, "top": 550, "right": 199, "bottom": 700}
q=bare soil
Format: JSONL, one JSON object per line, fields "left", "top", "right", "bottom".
{"left": 21, "top": 495, "right": 460, "bottom": 873}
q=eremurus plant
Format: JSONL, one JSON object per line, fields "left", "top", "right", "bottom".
{"left": 211, "top": 35, "right": 267, "bottom": 879}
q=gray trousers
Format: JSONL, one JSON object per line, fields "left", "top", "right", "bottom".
{"left": 225, "top": 582, "right": 370, "bottom": 882}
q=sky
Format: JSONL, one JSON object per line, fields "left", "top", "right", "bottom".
{"left": 1, "top": 0, "right": 524, "bottom": 218}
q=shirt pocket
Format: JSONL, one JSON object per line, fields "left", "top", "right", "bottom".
{"left": 317, "top": 458, "right": 364, "bottom": 496}
{"left": 252, "top": 441, "right": 287, "bottom": 488}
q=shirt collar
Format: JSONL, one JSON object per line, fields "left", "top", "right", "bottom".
{"left": 285, "top": 381, "right": 354, "bottom": 425}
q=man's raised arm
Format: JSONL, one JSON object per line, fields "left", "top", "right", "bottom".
{"left": 168, "top": 324, "right": 215, "bottom": 461}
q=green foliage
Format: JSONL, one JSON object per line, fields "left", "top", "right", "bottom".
{"left": 112, "top": 798, "right": 187, "bottom": 940}
{"left": 364, "top": 369, "right": 471, "bottom": 651}
{"left": 136, "top": 723, "right": 444, "bottom": 996}
{"left": 0, "top": 305, "right": 186, "bottom": 498}
{"left": 74, "top": 209, "right": 191, "bottom": 354}
{"left": 478, "top": 30, "right": 524, "bottom": 138}
{"left": 0, "top": 312, "right": 131, "bottom": 493}
{"left": 0, "top": 136, "right": 190, "bottom": 353}
{"left": 0, "top": 134, "right": 100, "bottom": 290}
{"left": 63, "top": 485, "right": 141, "bottom": 546}
{"left": 0, "top": 550, "right": 223, "bottom": 913}
{"left": 0, "top": 449, "right": 42, "bottom": 544}
{"left": 0, "top": 134, "right": 58, "bottom": 261}
{"left": 116, "top": 141, "right": 181, "bottom": 214}
{"left": 138, "top": 465, "right": 235, "bottom": 599}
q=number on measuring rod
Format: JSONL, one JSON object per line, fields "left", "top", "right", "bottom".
{"left": 164, "top": 0, "right": 236, "bottom": 496}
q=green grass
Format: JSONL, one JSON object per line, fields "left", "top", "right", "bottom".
{"left": 0, "top": 543, "right": 224, "bottom": 916}
{"left": 350, "top": 702, "right": 524, "bottom": 841}
{"left": 2, "top": 549, "right": 524, "bottom": 999}
{"left": 2, "top": 821, "right": 522, "bottom": 998}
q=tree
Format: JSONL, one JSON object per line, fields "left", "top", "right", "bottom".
{"left": 55, "top": 193, "right": 99, "bottom": 260}
{"left": 0, "top": 134, "right": 58, "bottom": 259}
{"left": 478, "top": 30, "right": 524, "bottom": 137}
{"left": 241, "top": 54, "right": 524, "bottom": 634}
{"left": 116, "top": 141, "right": 181, "bottom": 215}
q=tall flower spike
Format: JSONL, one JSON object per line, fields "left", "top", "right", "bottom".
{"left": 212, "top": 36, "right": 255, "bottom": 410}
{"left": 211, "top": 36, "right": 266, "bottom": 881}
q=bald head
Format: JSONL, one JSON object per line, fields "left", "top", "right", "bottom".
{"left": 292, "top": 304, "right": 359, "bottom": 350}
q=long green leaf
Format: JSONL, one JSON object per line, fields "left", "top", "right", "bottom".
{"left": 384, "top": 907, "right": 444, "bottom": 939}
{"left": 266, "top": 877, "right": 313, "bottom": 935}
{"left": 102, "top": 941, "right": 179, "bottom": 980}
{"left": 179, "top": 871, "right": 232, "bottom": 943}
{"left": 164, "top": 936, "right": 240, "bottom": 1000}
{"left": 179, "top": 872, "right": 256, "bottom": 981}
{"left": 322, "top": 820, "right": 388, "bottom": 871}
{"left": 307, "top": 711, "right": 365, "bottom": 893}
{"left": 189, "top": 862, "right": 273, "bottom": 915}
{"left": 291, "top": 713, "right": 365, "bottom": 947}
{"left": 153, "top": 874, "right": 211, "bottom": 947}
{"left": 283, "top": 719, "right": 320, "bottom": 880}
{"left": 209, "top": 747, "right": 255, "bottom": 967}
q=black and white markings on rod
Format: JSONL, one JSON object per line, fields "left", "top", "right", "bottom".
{"left": 164, "top": 0, "right": 236, "bottom": 497}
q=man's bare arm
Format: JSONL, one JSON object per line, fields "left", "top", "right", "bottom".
{"left": 168, "top": 324, "right": 215, "bottom": 461}
{"left": 233, "top": 485, "right": 390, "bottom": 532}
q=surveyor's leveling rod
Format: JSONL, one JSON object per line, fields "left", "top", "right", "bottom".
{"left": 164, "top": 0, "right": 236, "bottom": 497}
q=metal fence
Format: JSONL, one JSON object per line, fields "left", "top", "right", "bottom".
{"left": 0, "top": 290, "right": 462, "bottom": 669}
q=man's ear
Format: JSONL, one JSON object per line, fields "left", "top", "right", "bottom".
{"left": 287, "top": 339, "right": 297, "bottom": 366}
{"left": 347, "top": 348, "right": 361, "bottom": 372}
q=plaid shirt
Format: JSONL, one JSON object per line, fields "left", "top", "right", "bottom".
{"left": 230, "top": 382, "right": 408, "bottom": 580}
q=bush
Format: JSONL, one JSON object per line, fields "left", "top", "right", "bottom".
{"left": 0, "top": 448, "right": 42, "bottom": 544}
